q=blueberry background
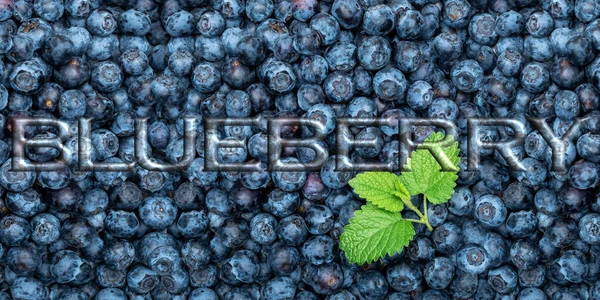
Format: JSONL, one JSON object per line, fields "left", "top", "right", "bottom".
{"left": 0, "top": 0, "right": 599, "bottom": 299}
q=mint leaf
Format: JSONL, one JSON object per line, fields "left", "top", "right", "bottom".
{"left": 348, "top": 172, "right": 409, "bottom": 212}
{"left": 400, "top": 132, "right": 460, "bottom": 204}
{"left": 340, "top": 204, "right": 415, "bottom": 264}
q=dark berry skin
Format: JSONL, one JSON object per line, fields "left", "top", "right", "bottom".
{"left": 91, "top": 61, "right": 123, "bottom": 93}
{"left": 263, "top": 188, "right": 300, "bottom": 218}
{"left": 236, "top": 35, "right": 267, "bottom": 67}
{"left": 261, "top": 276, "right": 296, "bottom": 298}
{"left": 31, "top": 213, "right": 61, "bottom": 245}
{"left": 506, "top": 210, "right": 538, "bottom": 238}
{"left": 10, "top": 60, "right": 46, "bottom": 95}
{"left": 373, "top": 67, "right": 407, "bottom": 102}
{"left": 269, "top": 245, "right": 300, "bottom": 276}
{"left": 217, "top": 217, "right": 250, "bottom": 248}
{"left": 304, "top": 205, "right": 334, "bottom": 235}
{"left": 387, "top": 261, "right": 422, "bottom": 293}
{"left": 331, "top": 0, "right": 362, "bottom": 29}
{"left": 362, "top": 4, "right": 395, "bottom": 36}
{"left": 551, "top": 57, "right": 584, "bottom": 90}
{"left": 10, "top": 277, "right": 48, "bottom": 300}
{"left": 357, "top": 36, "right": 391, "bottom": 71}
{"left": 41, "top": 34, "right": 73, "bottom": 66}
{"left": 222, "top": 57, "right": 255, "bottom": 90}
{"left": 355, "top": 270, "right": 388, "bottom": 299}
{"left": 54, "top": 57, "right": 90, "bottom": 89}
{"left": 432, "top": 222, "right": 463, "bottom": 254}
{"left": 549, "top": 250, "right": 589, "bottom": 284}
{"left": 424, "top": 257, "right": 455, "bottom": 290}
{"left": 475, "top": 195, "right": 507, "bottom": 228}
{"left": 138, "top": 196, "right": 178, "bottom": 230}
{"left": 7, "top": 245, "right": 40, "bottom": 276}
{"left": 303, "top": 263, "right": 344, "bottom": 295}
{"left": 278, "top": 214, "right": 308, "bottom": 246}
{"left": 261, "top": 60, "right": 297, "bottom": 95}
{"left": 547, "top": 218, "right": 578, "bottom": 248}
{"left": 487, "top": 266, "right": 518, "bottom": 294}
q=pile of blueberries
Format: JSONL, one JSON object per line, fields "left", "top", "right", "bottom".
{"left": 0, "top": 0, "right": 600, "bottom": 298}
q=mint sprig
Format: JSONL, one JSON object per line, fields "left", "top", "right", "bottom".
{"left": 339, "top": 204, "right": 415, "bottom": 264}
{"left": 349, "top": 171, "right": 409, "bottom": 212}
{"left": 340, "top": 132, "right": 460, "bottom": 265}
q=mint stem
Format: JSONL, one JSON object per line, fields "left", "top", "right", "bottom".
{"left": 423, "top": 195, "right": 432, "bottom": 231}
{"left": 404, "top": 218, "right": 428, "bottom": 225}
{"left": 402, "top": 196, "right": 433, "bottom": 231}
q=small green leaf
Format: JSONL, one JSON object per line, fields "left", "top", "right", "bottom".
{"left": 349, "top": 172, "right": 408, "bottom": 212}
{"left": 340, "top": 204, "right": 415, "bottom": 264}
{"left": 400, "top": 132, "right": 460, "bottom": 204}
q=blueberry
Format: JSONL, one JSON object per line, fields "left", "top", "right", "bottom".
{"left": 261, "top": 276, "right": 296, "bottom": 299}
{"left": 579, "top": 213, "right": 600, "bottom": 244}
{"left": 268, "top": 244, "right": 300, "bottom": 276}
{"left": 221, "top": 57, "right": 255, "bottom": 90}
{"left": 278, "top": 214, "right": 308, "bottom": 246}
{"left": 190, "top": 288, "right": 219, "bottom": 300}
{"left": 487, "top": 265, "right": 517, "bottom": 294}
{"left": 568, "top": 161, "right": 600, "bottom": 189}
{"left": 165, "top": 10, "right": 194, "bottom": 37}
{"left": 428, "top": 98, "right": 459, "bottom": 123}
{"left": 9, "top": 60, "right": 47, "bottom": 95}
{"left": 524, "top": 36, "right": 554, "bottom": 62}
{"left": 549, "top": 249, "right": 588, "bottom": 284}
{"left": 551, "top": 57, "right": 584, "bottom": 90}
{"left": 0, "top": 159, "right": 36, "bottom": 192}
{"left": 323, "top": 71, "right": 355, "bottom": 103}
{"left": 505, "top": 210, "right": 537, "bottom": 238}
{"left": 526, "top": 10, "right": 554, "bottom": 37}
{"left": 331, "top": 0, "right": 362, "bottom": 29}
{"left": 299, "top": 55, "right": 329, "bottom": 84}
{"left": 352, "top": 270, "right": 387, "bottom": 299}
{"left": 475, "top": 195, "right": 507, "bottom": 228}
{"left": 54, "top": 57, "right": 91, "bottom": 89}
{"left": 373, "top": 67, "right": 407, "bottom": 102}
{"left": 321, "top": 156, "right": 353, "bottom": 189}
{"left": 396, "top": 10, "right": 424, "bottom": 40}
{"left": 386, "top": 261, "right": 422, "bottom": 293}
{"left": 432, "top": 222, "right": 463, "bottom": 254}
{"left": 195, "top": 35, "right": 225, "bottom": 62}
{"left": 547, "top": 218, "right": 578, "bottom": 248}
{"left": 495, "top": 10, "right": 524, "bottom": 37}
{"left": 177, "top": 210, "right": 209, "bottom": 238}
{"left": 515, "top": 157, "right": 548, "bottom": 187}
{"left": 217, "top": 217, "right": 250, "bottom": 248}
{"left": 126, "top": 265, "right": 159, "bottom": 294}
{"left": 294, "top": 27, "right": 321, "bottom": 56}
{"left": 303, "top": 263, "right": 344, "bottom": 295}
{"left": 424, "top": 256, "right": 455, "bottom": 290}
{"left": 310, "top": 13, "right": 340, "bottom": 46}
{"left": 94, "top": 288, "right": 127, "bottom": 300}
{"left": 10, "top": 277, "right": 48, "bottom": 300}
{"left": 357, "top": 36, "right": 391, "bottom": 71}
{"left": 566, "top": 35, "right": 595, "bottom": 67}
{"left": 220, "top": 249, "right": 259, "bottom": 284}
{"left": 304, "top": 204, "right": 334, "bottom": 235}
{"left": 362, "top": 4, "right": 395, "bottom": 36}
{"left": 197, "top": 10, "right": 225, "bottom": 37}
{"left": 138, "top": 196, "right": 178, "bottom": 230}
{"left": 433, "top": 32, "right": 463, "bottom": 62}
{"left": 450, "top": 60, "right": 484, "bottom": 93}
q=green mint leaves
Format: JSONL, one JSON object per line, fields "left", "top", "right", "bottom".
{"left": 339, "top": 204, "right": 415, "bottom": 264}
{"left": 340, "top": 132, "right": 460, "bottom": 265}
{"left": 400, "top": 132, "right": 460, "bottom": 204}
{"left": 349, "top": 171, "right": 409, "bottom": 212}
